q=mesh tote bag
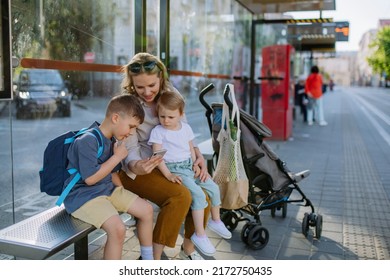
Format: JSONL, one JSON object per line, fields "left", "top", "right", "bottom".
{"left": 213, "top": 84, "right": 249, "bottom": 210}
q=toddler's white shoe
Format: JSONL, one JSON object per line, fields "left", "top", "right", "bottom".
{"left": 208, "top": 220, "right": 232, "bottom": 239}
{"left": 190, "top": 233, "right": 216, "bottom": 256}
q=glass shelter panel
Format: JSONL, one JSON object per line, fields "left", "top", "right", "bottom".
{"left": 169, "top": 0, "right": 252, "bottom": 139}
{"left": 0, "top": 0, "right": 136, "bottom": 230}
{"left": 1, "top": 0, "right": 252, "bottom": 234}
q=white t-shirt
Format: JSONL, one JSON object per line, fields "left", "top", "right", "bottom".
{"left": 148, "top": 121, "right": 195, "bottom": 163}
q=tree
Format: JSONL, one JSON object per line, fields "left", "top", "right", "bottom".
{"left": 11, "top": 0, "right": 112, "bottom": 96}
{"left": 367, "top": 26, "right": 390, "bottom": 80}
{"left": 11, "top": 0, "right": 106, "bottom": 62}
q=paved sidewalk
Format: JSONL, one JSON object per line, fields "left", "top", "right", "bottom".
{"left": 50, "top": 86, "right": 390, "bottom": 260}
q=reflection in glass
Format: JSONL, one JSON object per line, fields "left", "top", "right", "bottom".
{"left": 1, "top": 0, "right": 135, "bottom": 228}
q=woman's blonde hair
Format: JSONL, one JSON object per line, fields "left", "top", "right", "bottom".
{"left": 121, "top": 52, "right": 172, "bottom": 95}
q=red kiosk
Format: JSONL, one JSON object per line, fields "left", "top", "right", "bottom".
{"left": 261, "top": 44, "right": 295, "bottom": 141}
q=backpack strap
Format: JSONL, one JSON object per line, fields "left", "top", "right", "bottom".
{"left": 89, "top": 128, "right": 104, "bottom": 157}
{"left": 56, "top": 169, "right": 81, "bottom": 206}
{"left": 56, "top": 127, "right": 105, "bottom": 206}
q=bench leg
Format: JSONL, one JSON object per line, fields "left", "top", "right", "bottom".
{"left": 74, "top": 236, "right": 88, "bottom": 260}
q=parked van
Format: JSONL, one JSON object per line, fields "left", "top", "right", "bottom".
{"left": 14, "top": 69, "right": 71, "bottom": 119}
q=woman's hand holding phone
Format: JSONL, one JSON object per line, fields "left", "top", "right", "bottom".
{"left": 150, "top": 149, "right": 167, "bottom": 159}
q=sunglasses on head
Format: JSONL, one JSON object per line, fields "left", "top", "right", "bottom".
{"left": 128, "top": 61, "right": 159, "bottom": 73}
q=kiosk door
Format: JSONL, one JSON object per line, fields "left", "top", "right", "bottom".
{"left": 261, "top": 44, "right": 294, "bottom": 140}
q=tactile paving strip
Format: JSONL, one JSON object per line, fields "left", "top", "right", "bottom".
{"left": 342, "top": 95, "right": 390, "bottom": 259}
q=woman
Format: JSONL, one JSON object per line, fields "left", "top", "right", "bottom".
{"left": 118, "top": 52, "right": 211, "bottom": 260}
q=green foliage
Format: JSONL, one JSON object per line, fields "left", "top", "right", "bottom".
{"left": 367, "top": 26, "right": 390, "bottom": 77}
{"left": 11, "top": 0, "right": 106, "bottom": 62}
{"left": 11, "top": 0, "right": 113, "bottom": 96}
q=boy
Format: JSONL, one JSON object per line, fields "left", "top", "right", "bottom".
{"left": 63, "top": 94, "right": 154, "bottom": 260}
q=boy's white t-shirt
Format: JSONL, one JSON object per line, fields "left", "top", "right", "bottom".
{"left": 148, "top": 121, "right": 194, "bottom": 163}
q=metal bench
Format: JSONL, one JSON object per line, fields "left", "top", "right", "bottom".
{"left": 198, "top": 138, "right": 214, "bottom": 174}
{"left": 0, "top": 206, "right": 95, "bottom": 260}
{"left": 0, "top": 140, "right": 215, "bottom": 261}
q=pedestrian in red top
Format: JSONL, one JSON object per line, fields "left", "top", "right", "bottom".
{"left": 305, "top": 65, "right": 328, "bottom": 126}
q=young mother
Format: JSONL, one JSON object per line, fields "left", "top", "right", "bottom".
{"left": 118, "top": 52, "right": 211, "bottom": 260}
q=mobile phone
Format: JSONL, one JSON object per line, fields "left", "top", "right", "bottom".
{"left": 151, "top": 149, "right": 167, "bottom": 158}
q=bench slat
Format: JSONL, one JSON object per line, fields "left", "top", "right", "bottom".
{"left": 0, "top": 206, "right": 95, "bottom": 259}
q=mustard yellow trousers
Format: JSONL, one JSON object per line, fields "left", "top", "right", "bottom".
{"left": 119, "top": 169, "right": 210, "bottom": 248}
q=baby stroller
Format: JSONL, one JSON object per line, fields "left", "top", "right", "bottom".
{"left": 199, "top": 83, "right": 323, "bottom": 250}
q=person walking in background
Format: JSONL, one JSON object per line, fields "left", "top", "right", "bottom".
{"left": 118, "top": 52, "right": 211, "bottom": 260}
{"left": 148, "top": 91, "right": 231, "bottom": 257}
{"left": 294, "top": 75, "right": 308, "bottom": 123}
{"left": 305, "top": 65, "right": 328, "bottom": 126}
{"left": 329, "top": 79, "right": 334, "bottom": 91}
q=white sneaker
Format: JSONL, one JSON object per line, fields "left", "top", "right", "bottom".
{"left": 208, "top": 220, "right": 232, "bottom": 239}
{"left": 179, "top": 246, "right": 204, "bottom": 260}
{"left": 319, "top": 121, "right": 328, "bottom": 126}
{"left": 190, "top": 233, "right": 216, "bottom": 256}
{"left": 308, "top": 121, "right": 313, "bottom": 126}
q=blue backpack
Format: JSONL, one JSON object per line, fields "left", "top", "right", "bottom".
{"left": 39, "top": 126, "right": 104, "bottom": 206}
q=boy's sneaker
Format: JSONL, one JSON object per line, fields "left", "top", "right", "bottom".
{"left": 179, "top": 246, "right": 204, "bottom": 260}
{"left": 208, "top": 220, "right": 232, "bottom": 239}
{"left": 190, "top": 233, "right": 216, "bottom": 256}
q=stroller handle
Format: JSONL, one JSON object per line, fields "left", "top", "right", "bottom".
{"left": 199, "top": 83, "right": 215, "bottom": 135}
{"left": 223, "top": 84, "right": 234, "bottom": 111}
{"left": 199, "top": 83, "right": 215, "bottom": 112}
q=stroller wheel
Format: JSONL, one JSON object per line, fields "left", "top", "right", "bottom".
{"left": 270, "top": 206, "right": 276, "bottom": 218}
{"left": 270, "top": 202, "right": 288, "bottom": 218}
{"left": 221, "top": 211, "right": 239, "bottom": 231}
{"left": 247, "top": 225, "right": 269, "bottom": 250}
{"left": 302, "top": 213, "right": 310, "bottom": 237}
{"left": 282, "top": 202, "right": 288, "bottom": 218}
{"left": 315, "top": 214, "right": 323, "bottom": 239}
{"left": 240, "top": 222, "right": 256, "bottom": 245}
